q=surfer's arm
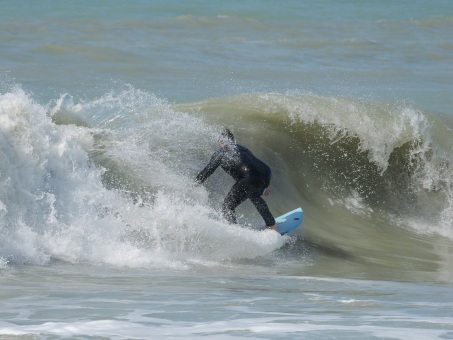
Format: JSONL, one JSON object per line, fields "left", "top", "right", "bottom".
{"left": 196, "top": 149, "right": 223, "bottom": 184}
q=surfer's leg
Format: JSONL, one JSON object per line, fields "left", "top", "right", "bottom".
{"left": 250, "top": 196, "right": 275, "bottom": 227}
{"left": 245, "top": 175, "right": 275, "bottom": 227}
{"left": 222, "top": 181, "right": 248, "bottom": 224}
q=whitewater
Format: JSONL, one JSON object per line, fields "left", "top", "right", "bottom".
{"left": 1, "top": 0, "right": 453, "bottom": 339}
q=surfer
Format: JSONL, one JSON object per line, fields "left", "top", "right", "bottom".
{"left": 196, "top": 129, "right": 276, "bottom": 230}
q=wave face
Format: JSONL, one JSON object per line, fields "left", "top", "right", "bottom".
{"left": 1, "top": 86, "right": 453, "bottom": 282}
{"left": 181, "top": 93, "right": 453, "bottom": 222}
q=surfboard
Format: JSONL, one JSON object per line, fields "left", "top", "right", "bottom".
{"left": 274, "top": 207, "right": 304, "bottom": 235}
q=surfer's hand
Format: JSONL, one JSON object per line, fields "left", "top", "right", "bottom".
{"left": 263, "top": 188, "right": 272, "bottom": 197}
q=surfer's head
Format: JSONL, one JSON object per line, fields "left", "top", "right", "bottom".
{"left": 218, "top": 128, "right": 235, "bottom": 146}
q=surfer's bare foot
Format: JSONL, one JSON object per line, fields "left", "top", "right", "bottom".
{"left": 262, "top": 225, "right": 277, "bottom": 231}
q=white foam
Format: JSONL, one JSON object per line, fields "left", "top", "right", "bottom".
{"left": 0, "top": 316, "right": 449, "bottom": 340}
{"left": 0, "top": 88, "right": 285, "bottom": 269}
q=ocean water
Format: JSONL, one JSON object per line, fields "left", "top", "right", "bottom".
{"left": 1, "top": 0, "right": 453, "bottom": 339}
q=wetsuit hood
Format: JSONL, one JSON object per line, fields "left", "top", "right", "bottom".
{"left": 218, "top": 128, "right": 235, "bottom": 145}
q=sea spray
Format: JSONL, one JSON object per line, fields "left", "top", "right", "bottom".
{"left": 0, "top": 87, "right": 286, "bottom": 269}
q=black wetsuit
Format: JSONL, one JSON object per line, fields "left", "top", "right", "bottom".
{"left": 196, "top": 143, "right": 275, "bottom": 226}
